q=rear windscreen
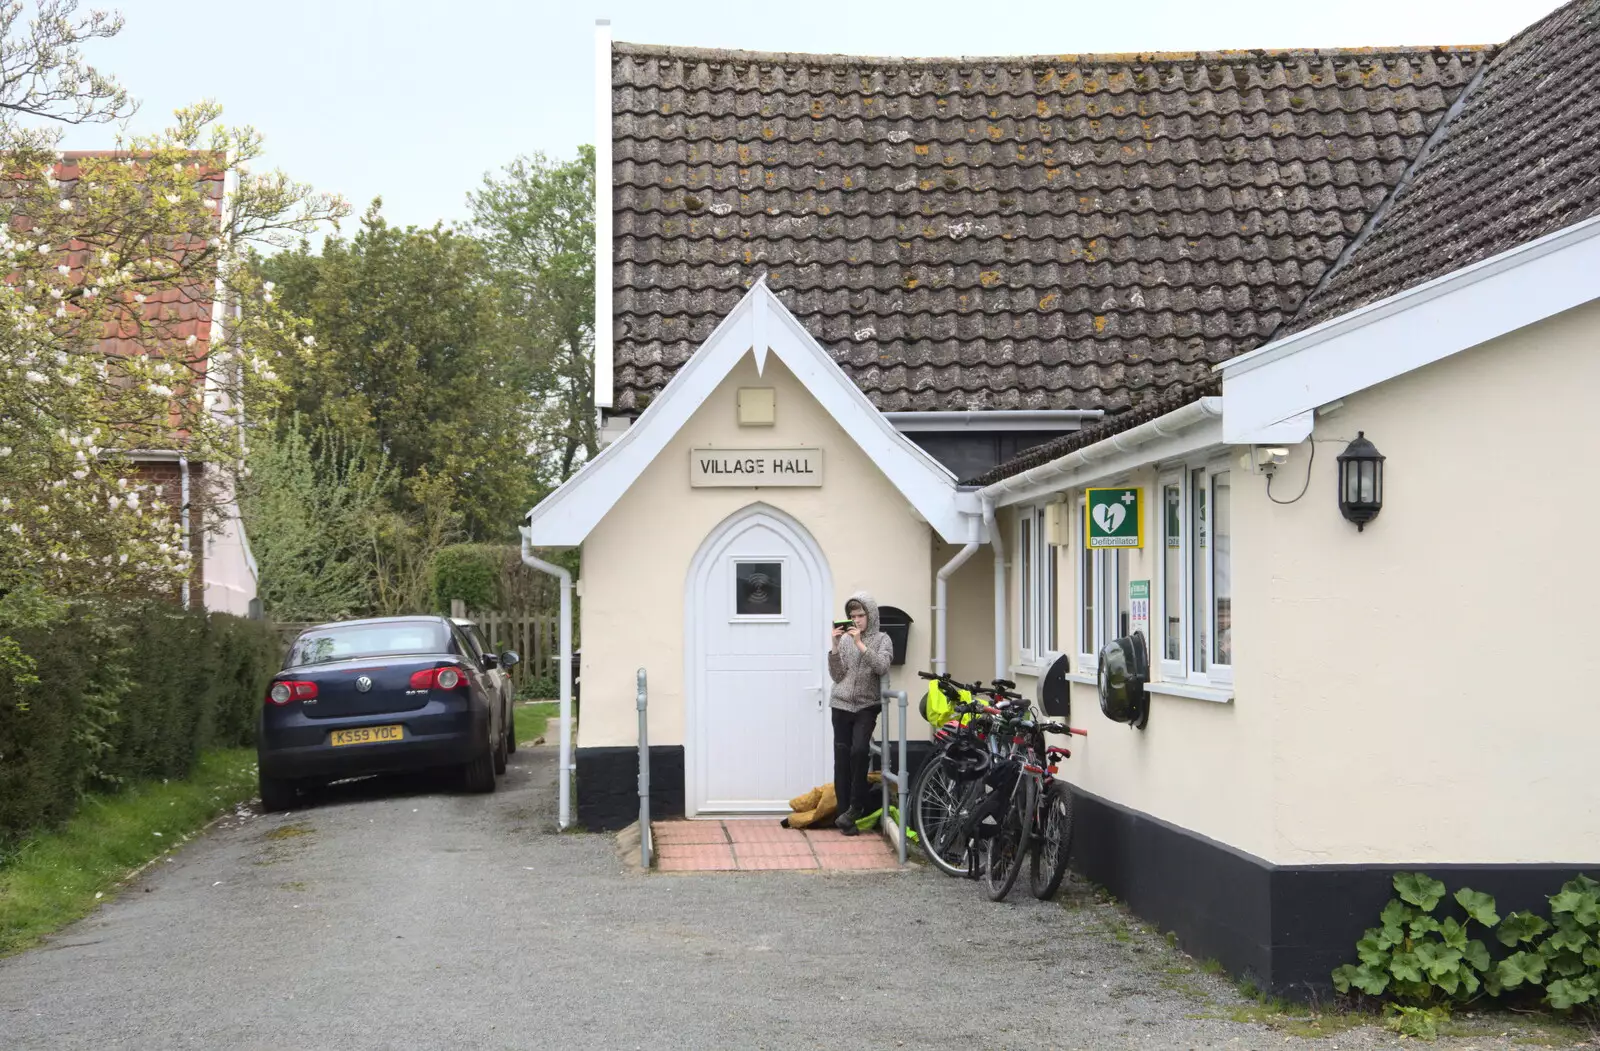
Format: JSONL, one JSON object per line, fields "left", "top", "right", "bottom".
{"left": 288, "top": 621, "right": 449, "bottom": 667}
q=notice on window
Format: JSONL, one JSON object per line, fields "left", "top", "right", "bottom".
{"left": 1086, "top": 487, "right": 1144, "bottom": 548}
{"left": 690, "top": 448, "right": 823, "bottom": 487}
{"left": 1130, "top": 580, "right": 1150, "bottom": 640}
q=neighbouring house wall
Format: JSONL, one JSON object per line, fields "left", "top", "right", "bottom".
{"left": 1249, "top": 298, "right": 1600, "bottom": 865}
{"left": 933, "top": 540, "right": 995, "bottom": 688}
{"left": 580, "top": 352, "right": 934, "bottom": 750}
{"left": 1003, "top": 478, "right": 1276, "bottom": 862}
{"left": 202, "top": 473, "right": 258, "bottom": 617}
{"left": 129, "top": 459, "right": 206, "bottom": 604}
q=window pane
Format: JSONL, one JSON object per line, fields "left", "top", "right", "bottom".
{"left": 1190, "top": 468, "right": 1209, "bottom": 673}
{"left": 1162, "top": 482, "right": 1182, "bottom": 662}
{"left": 1019, "top": 517, "right": 1033, "bottom": 650}
{"left": 289, "top": 619, "right": 449, "bottom": 667}
{"left": 1115, "top": 548, "right": 1131, "bottom": 640}
{"left": 1081, "top": 503, "right": 1096, "bottom": 653}
{"left": 1047, "top": 542, "right": 1060, "bottom": 652}
{"left": 1212, "top": 471, "right": 1232, "bottom": 667}
{"left": 736, "top": 561, "right": 783, "bottom": 615}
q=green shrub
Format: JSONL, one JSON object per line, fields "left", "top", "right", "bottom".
{"left": 430, "top": 544, "right": 502, "bottom": 612}
{"left": 0, "top": 601, "right": 279, "bottom": 847}
{"left": 1334, "top": 871, "right": 1600, "bottom": 1019}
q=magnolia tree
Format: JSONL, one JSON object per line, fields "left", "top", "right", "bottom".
{"left": 0, "top": 1, "right": 346, "bottom": 674}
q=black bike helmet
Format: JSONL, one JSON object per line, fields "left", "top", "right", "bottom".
{"left": 945, "top": 737, "right": 992, "bottom": 780}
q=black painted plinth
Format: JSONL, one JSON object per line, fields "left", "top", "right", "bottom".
{"left": 1068, "top": 786, "right": 1600, "bottom": 998}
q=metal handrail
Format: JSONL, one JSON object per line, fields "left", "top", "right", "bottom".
{"left": 869, "top": 689, "right": 909, "bottom": 866}
{"left": 637, "top": 668, "right": 652, "bottom": 868}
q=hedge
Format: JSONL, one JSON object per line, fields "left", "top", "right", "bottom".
{"left": 0, "top": 602, "right": 281, "bottom": 846}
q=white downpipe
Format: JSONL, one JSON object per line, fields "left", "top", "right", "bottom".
{"left": 982, "top": 496, "right": 1006, "bottom": 682}
{"left": 178, "top": 455, "right": 191, "bottom": 610}
{"left": 520, "top": 528, "right": 575, "bottom": 831}
{"left": 932, "top": 515, "right": 981, "bottom": 676}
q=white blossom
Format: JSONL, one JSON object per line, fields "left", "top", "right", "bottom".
{"left": 185, "top": 334, "right": 197, "bottom": 347}
{"left": 58, "top": 199, "right": 73, "bottom": 211}
{"left": 262, "top": 281, "right": 275, "bottom": 292}
{"left": 25, "top": 371, "right": 46, "bottom": 384}
{"left": 165, "top": 195, "right": 180, "bottom": 205}
{"left": 302, "top": 335, "right": 316, "bottom": 347}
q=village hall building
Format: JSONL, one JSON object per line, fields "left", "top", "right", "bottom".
{"left": 523, "top": 0, "right": 1600, "bottom": 996}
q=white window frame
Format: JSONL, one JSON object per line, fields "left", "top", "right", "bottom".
{"left": 1017, "top": 504, "right": 1061, "bottom": 666}
{"left": 1155, "top": 461, "right": 1233, "bottom": 687}
{"left": 728, "top": 555, "right": 790, "bottom": 623}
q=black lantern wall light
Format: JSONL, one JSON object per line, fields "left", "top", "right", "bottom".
{"left": 1336, "top": 432, "right": 1385, "bottom": 530}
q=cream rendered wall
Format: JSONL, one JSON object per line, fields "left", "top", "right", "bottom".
{"left": 580, "top": 352, "right": 934, "bottom": 749}
{"left": 1005, "top": 470, "right": 1276, "bottom": 860}
{"left": 1249, "top": 298, "right": 1600, "bottom": 865}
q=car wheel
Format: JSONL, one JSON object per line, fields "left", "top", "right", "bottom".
{"left": 259, "top": 772, "right": 298, "bottom": 813}
{"left": 462, "top": 746, "right": 497, "bottom": 793}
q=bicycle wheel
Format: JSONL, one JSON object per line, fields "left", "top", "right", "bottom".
{"left": 1029, "top": 781, "right": 1075, "bottom": 900}
{"left": 983, "top": 774, "right": 1033, "bottom": 902}
{"left": 911, "top": 754, "right": 973, "bottom": 878}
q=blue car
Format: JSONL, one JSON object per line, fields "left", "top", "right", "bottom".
{"left": 257, "top": 616, "right": 519, "bottom": 812}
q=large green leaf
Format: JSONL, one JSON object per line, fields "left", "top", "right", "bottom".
{"left": 1333, "top": 962, "right": 1390, "bottom": 997}
{"left": 1548, "top": 889, "right": 1600, "bottom": 921}
{"left": 1546, "top": 976, "right": 1598, "bottom": 1011}
{"left": 1498, "top": 910, "right": 1551, "bottom": 947}
{"left": 1381, "top": 899, "right": 1417, "bottom": 928}
{"left": 1390, "top": 951, "right": 1424, "bottom": 983}
{"left": 1463, "top": 939, "right": 1492, "bottom": 973}
{"left": 1497, "top": 950, "right": 1547, "bottom": 990}
{"left": 1547, "top": 924, "right": 1593, "bottom": 953}
{"left": 1356, "top": 936, "right": 1390, "bottom": 967}
{"left": 1409, "top": 915, "right": 1442, "bottom": 938}
{"left": 1394, "top": 873, "right": 1447, "bottom": 912}
{"left": 1438, "top": 917, "right": 1468, "bottom": 951}
{"left": 1416, "top": 941, "right": 1463, "bottom": 980}
{"left": 1454, "top": 888, "right": 1500, "bottom": 928}
{"left": 1458, "top": 968, "right": 1482, "bottom": 998}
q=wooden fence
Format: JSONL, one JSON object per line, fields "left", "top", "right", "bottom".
{"left": 271, "top": 610, "right": 565, "bottom": 696}
{"left": 452, "top": 605, "right": 563, "bottom": 694}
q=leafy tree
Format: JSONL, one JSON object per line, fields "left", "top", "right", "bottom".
{"left": 260, "top": 204, "right": 535, "bottom": 539}
{"left": 0, "top": 4, "right": 344, "bottom": 674}
{"left": 237, "top": 420, "right": 395, "bottom": 621}
{"left": 468, "top": 147, "right": 596, "bottom": 488}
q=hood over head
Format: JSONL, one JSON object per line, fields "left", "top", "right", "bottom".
{"left": 845, "top": 591, "right": 880, "bottom": 634}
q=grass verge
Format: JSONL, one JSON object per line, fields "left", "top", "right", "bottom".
{"left": 514, "top": 701, "right": 559, "bottom": 744}
{"left": 0, "top": 747, "right": 258, "bottom": 958}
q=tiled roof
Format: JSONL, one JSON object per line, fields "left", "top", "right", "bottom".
{"left": 963, "top": 375, "right": 1221, "bottom": 486}
{"left": 1289, "top": 0, "right": 1600, "bottom": 332}
{"left": 53, "top": 152, "right": 225, "bottom": 365}
{"left": 612, "top": 42, "right": 1490, "bottom": 414}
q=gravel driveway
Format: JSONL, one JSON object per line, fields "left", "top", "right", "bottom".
{"left": 0, "top": 744, "right": 1588, "bottom": 1050}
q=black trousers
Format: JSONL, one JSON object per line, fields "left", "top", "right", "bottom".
{"left": 832, "top": 705, "right": 881, "bottom": 814}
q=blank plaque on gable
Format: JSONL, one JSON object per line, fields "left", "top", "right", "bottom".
{"left": 1040, "top": 654, "right": 1072, "bottom": 719}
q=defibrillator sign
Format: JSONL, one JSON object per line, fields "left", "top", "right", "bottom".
{"left": 1085, "top": 487, "right": 1144, "bottom": 549}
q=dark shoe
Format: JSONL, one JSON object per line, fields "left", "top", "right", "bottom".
{"left": 834, "top": 807, "right": 861, "bottom": 831}
{"left": 840, "top": 822, "right": 860, "bottom": 837}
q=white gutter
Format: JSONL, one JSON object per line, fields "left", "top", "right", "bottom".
{"left": 520, "top": 528, "right": 576, "bottom": 831}
{"left": 981, "top": 496, "right": 1006, "bottom": 682}
{"left": 977, "top": 397, "right": 1225, "bottom": 508}
{"left": 885, "top": 409, "right": 1105, "bottom": 433}
{"left": 179, "top": 455, "right": 191, "bottom": 610}
{"left": 933, "top": 515, "right": 981, "bottom": 676}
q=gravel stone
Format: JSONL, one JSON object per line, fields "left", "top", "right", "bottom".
{"left": 0, "top": 746, "right": 1586, "bottom": 1050}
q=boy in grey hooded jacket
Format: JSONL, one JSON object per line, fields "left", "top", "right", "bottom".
{"left": 828, "top": 591, "right": 893, "bottom": 833}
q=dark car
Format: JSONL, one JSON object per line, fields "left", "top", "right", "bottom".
{"left": 257, "top": 616, "right": 520, "bottom": 812}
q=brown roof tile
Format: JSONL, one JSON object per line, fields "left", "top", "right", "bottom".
{"left": 1289, "top": 0, "right": 1600, "bottom": 330}
{"left": 612, "top": 42, "right": 1490, "bottom": 413}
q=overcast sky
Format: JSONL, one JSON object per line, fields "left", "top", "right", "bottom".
{"left": 54, "top": 0, "right": 1565, "bottom": 238}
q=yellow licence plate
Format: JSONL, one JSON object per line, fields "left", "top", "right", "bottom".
{"left": 330, "top": 725, "right": 404, "bottom": 747}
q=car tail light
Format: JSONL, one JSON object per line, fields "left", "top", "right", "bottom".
{"left": 409, "top": 667, "right": 467, "bottom": 691}
{"left": 267, "top": 681, "right": 317, "bottom": 705}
